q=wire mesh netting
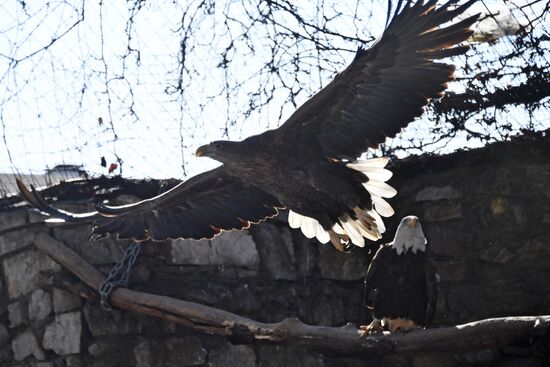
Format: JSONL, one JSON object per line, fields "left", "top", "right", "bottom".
{"left": 0, "top": 0, "right": 548, "bottom": 196}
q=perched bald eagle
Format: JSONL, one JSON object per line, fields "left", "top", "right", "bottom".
{"left": 360, "top": 216, "right": 438, "bottom": 335}
{"left": 17, "top": 1, "right": 478, "bottom": 252}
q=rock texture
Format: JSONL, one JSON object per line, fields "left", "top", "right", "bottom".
{"left": 53, "top": 287, "right": 82, "bottom": 313}
{"left": 29, "top": 289, "right": 52, "bottom": 321}
{"left": 0, "top": 133, "right": 549, "bottom": 366}
{"left": 11, "top": 330, "right": 45, "bottom": 361}
{"left": 42, "top": 312, "right": 82, "bottom": 355}
{"left": 2, "top": 250, "right": 61, "bottom": 298}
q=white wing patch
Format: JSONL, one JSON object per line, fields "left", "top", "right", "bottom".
{"left": 288, "top": 157, "right": 397, "bottom": 248}
{"left": 288, "top": 210, "right": 330, "bottom": 244}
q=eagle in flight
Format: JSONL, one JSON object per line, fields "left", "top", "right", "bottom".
{"left": 360, "top": 216, "right": 438, "bottom": 335}
{"left": 18, "top": 0, "right": 478, "bottom": 252}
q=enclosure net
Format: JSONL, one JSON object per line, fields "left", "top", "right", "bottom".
{"left": 0, "top": 0, "right": 548, "bottom": 196}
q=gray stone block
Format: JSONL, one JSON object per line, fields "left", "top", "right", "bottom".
{"left": 164, "top": 336, "right": 207, "bottom": 366}
{"left": 252, "top": 223, "right": 297, "bottom": 280}
{"left": 416, "top": 185, "right": 460, "bottom": 201}
{"left": 28, "top": 289, "right": 52, "bottom": 322}
{"left": 311, "top": 296, "right": 333, "bottom": 326}
{"left": 292, "top": 235, "right": 319, "bottom": 278}
{"left": 52, "top": 224, "right": 91, "bottom": 247}
{"left": 2, "top": 250, "right": 61, "bottom": 298}
{"left": 82, "top": 304, "right": 151, "bottom": 337}
{"left": 525, "top": 163, "right": 550, "bottom": 188}
{"left": 423, "top": 224, "right": 474, "bottom": 257}
{"left": 64, "top": 355, "right": 83, "bottom": 367}
{"left": 257, "top": 345, "right": 324, "bottom": 367}
{"left": 52, "top": 226, "right": 124, "bottom": 264}
{"left": 170, "top": 238, "right": 214, "bottom": 264}
{"left": 7, "top": 302, "right": 26, "bottom": 328}
{"left": 42, "top": 311, "right": 82, "bottom": 355}
{"left": 212, "top": 230, "right": 260, "bottom": 268}
{"left": 423, "top": 203, "right": 462, "bottom": 222}
{"left": 479, "top": 245, "right": 515, "bottom": 264}
{"left": 0, "top": 210, "right": 27, "bottom": 232}
{"left": 11, "top": 329, "right": 45, "bottom": 361}
{"left": 134, "top": 339, "right": 156, "bottom": 367}
{"left": 53, "top": 288, "right": 82, "bottom": 314}
{"left": 514, "top": 239, "right": 550, "bottom": 262}
{"left": 88, "top": 341, "right": 113, "bottom": 357}
{"left": 171, "top": 230, "right": 259, "bottom": 269}
{"left": 436, "top": 260, "right": 469, "bottom": 282}
{"left": 219, "top": 283, "right": 261, "bottom": 313}
{"left": 208, "top": 343, "right": 256, "bottom": 367}
{"left": 0, "top": 228, "right": 36, "bottom": 257}
{"left": 318, "top": 244, "right": 368, "bottom": 281}
{"left": 0, "top": 323, "right": 8, "bottom": 346}
{"left": 0, "top": 345, "right": 11, "bottom": 364}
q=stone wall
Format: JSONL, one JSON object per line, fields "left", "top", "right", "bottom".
{"left": 0, "top": 132, "right": 549, "bottom": 366}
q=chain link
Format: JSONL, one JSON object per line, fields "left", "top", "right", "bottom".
{"left": 98, "top": 242, "right": 141, "bottom": 310}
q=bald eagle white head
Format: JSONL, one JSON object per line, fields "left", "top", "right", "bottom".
{"left": 391, "top": 215, "right": 427, "bottom": 255}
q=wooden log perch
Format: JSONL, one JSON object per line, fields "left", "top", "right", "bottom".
{"left": 34, "top": 232, "right": 550, "bottom": 356}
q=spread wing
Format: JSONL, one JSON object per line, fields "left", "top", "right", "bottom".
{"left": 17, "top": 167, "right": 283, "bottom": 241}
{"left": 424, "top": 253, "right": 439, "bottom": 325}
{"left": 275, "top": 0, "right": 479, "bottom": 160}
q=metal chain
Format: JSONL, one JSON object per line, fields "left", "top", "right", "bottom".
{"left": 98, "top": 241, "right": 141, "bottom": 311}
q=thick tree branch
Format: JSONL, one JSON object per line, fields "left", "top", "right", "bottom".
{"left": 34, "top": 232, "right": 550, "bottom": 356}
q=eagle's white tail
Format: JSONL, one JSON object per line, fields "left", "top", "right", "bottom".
{"left": 288, "top": 157, "right": 396, "bottom": 249}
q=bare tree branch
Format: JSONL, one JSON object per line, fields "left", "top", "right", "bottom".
{"left": 33, "top": 231, "right": 550, "bottom": 357}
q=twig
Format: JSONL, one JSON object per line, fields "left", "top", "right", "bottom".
{"left": 33, "top": 232, "right": 550, "bottom": 356}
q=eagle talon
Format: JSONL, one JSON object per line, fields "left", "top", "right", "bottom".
{"left": 358, "top": 319, "right": 384, "bottom": 338}
{"left": 329, "top": 230, "right": 351, "bottom": 253}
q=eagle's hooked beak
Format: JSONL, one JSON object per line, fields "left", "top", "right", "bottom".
{"left": 195, "top": 145, "right": 206, "bottom": 157}
{"left": 407, "top": 217, "right": 418, "bottom": 229}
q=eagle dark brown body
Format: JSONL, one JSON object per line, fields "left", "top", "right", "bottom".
{"left": 219, "top": 132, "right": 373, "bottom": 230}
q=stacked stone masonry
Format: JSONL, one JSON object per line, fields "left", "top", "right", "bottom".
{"left": 0, "top": 133, "right": 549, "bottom": 366}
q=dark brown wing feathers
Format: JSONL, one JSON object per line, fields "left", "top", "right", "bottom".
{"left": 16, "top": 178, "right": 101, "bottom": 222}
{"left": 277, "top": 0, "right": 479, "bottom": 159}
{"left": 17, "top": 167, "right": 283, "bottom": 242}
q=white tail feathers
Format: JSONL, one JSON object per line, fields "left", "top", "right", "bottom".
{"left": 371, "top": 195, "right": 394, "bottom": 217}
{"left": 368, "top": 209, "right": 386, "bottom": 234}
{"left": 347, "top": 157, "right": 396, "bottom": 218}
{"left": 287, "top": 157, "right": 396, "bottom": 249}
{"left": 347, "top": 157, "right": 388, "bottom": 169}
{"left": 289, "top": 209, "right": 383, "bottom": 248}
{"left": 341, "top": 219, "right": 366, "bottom": 247}
{"left": 363, "top": 181, "right": 397, "bottom": 198}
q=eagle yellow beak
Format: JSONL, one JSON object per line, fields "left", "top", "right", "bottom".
{"left": 195, "top": 146, "right": 206, "bottom": 157}
{"left": 407, "top": 217, "right": 418, "bottom": 229}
